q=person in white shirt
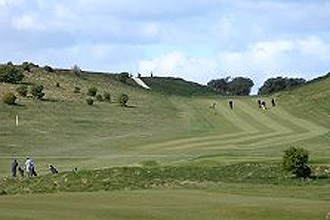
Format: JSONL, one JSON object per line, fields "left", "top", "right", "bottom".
{"left": 25, "top": 158, "right": 33, "bottom": 177}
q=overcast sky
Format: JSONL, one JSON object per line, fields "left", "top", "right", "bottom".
{"left": 1, "top": 0, "right": 329, "bottom": 91}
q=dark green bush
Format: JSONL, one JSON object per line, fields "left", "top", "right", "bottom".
{"left": 2, "top": 92, "right": 17, "bottom": 105}
{"left": 44, "top": 65, "right": 54, "bottom": 72}
{"left": 21, "top": 62, "right": 30, "bottom": 72}
{"left": 30, "top": 85, "right": 45, "bottom": 99}
{"left": 103, "top": 92, "right": 111, "bottom": 102}
{"left": 86, "top": 98, "right": 94, "bottom": 105}
{"left": 0, "top": 65, "right": 24, "bottom": 84}
{"left": 16, "top": 85, "right": 28, "bottom": 97}
{"left": 118, "top": 72, "right": 129, "bottom": 84}
{"left": 283, "top": 146, "right": 311, "bottom": 178}
{"left": 21, "top": 62, "right": 37, "bottom": 72}
{"left": 0, "top": 189, "right": 7, "bottom": 195}
{"left": 96, "top": 94, "right": 103, "bottom": 102}
{"left": 73, "top": 87, "right": 81, "bottom": 93}
{"left": 118, "top": 93, "right": 129, "bottom": 107}
{"left": 88, "top": 87, "right": 98, "bottom": 97}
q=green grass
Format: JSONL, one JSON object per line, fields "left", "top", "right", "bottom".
{"left": 0, "top": 189, "right": 329, "bottom": 220}
{"left": 1, "top": 162, "right": 329, "bottom": 195}
{"left": 0, "top": 67, "right": 329, "bottom": 219}
{"left": 141, "top": 76, "right": 217, "bottom": 96}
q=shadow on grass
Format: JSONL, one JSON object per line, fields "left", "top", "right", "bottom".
{"left": 310, "top": 175, "right": 330, "bottom": 180}
{"left": 4, "top": 103, "right": 25, "bottom": 107}
{"left": 41, "top": 98, "right": 59, "bottom": 103}
{"left": 18, "top": 82, "right": 34, "bottom": 86}
{"left": 125, "top": 105, "right": 137, "bottom": 109}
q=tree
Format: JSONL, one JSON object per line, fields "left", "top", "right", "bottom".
{"left": 118, "top": 93, "right": 129, "bottom": 107}
{"left": 16, "top": 85, "right": 28, "bottom": 97}
{"left": 282, "top": 146, "right": 311, "bottom": 178}
{"left": 207, "top": 77, "right": 230, "bottom": 95}
{"left": 118, "top": 72, "right": 130, "bottom": 84}
{"left": 88, "top": 87, "right": 98, "bottom": 97}
{"left": 21, "top": 62, "right": 31, "bottom": 72}
{"left": 30, "top": 85, "right": 45, "bottom": 99}
{"left": 207, "top": 76, "right": 254, "bottom": 96}
{"left": 44, "top": 65, "right": 54, "bottom": 72}
{"left": 0, "top": 65, "right": 24, "bottom": 84}
{"left": 228, "top": 77, "right": 254, "bottom": 96}
{"left": 21, "top": 62, "right": 38, "bottom": 72}
{"left": 2, "top": 92, "right": 17, "bottom": 105}
{"left": 258, "top": 77, "right": 306, "bottom": 95}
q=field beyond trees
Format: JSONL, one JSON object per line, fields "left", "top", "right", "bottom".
{"left": 0, "top": 66, "right": 329, "bottom": 219}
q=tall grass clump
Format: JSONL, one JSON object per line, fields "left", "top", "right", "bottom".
{"left": 16, "top": 85, "right": 28, "bottom": 97}
{"left": 118, "top": 93, "right": 129, "bottom": 107}
{"left": 2, "top": 92, "right": 17, "bottom": 105}
{"left": 30, "top": 85, "right": 45, "bottom": 99}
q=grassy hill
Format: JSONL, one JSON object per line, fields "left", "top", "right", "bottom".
{"left": 140, "top": 76, "right": 217, "bottom": 96}
{"left": 0, "top": 66, "right": 329, "bottom": 219}
{"left": 0, "top": 66, "right": 329, "bottom": 172}
{"left": 279, "top": 75, "right": 330, "bottom": 128}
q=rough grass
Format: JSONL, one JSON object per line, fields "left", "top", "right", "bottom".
{"left": 0, "top": 163, "right": 329, "bottom": 220}
{"left": 1, "top": 163, "right": 329, "bottom": 195}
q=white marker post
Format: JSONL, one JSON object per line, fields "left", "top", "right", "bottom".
{"left": 15, "top": 115, "right": 19, "bottom": 126}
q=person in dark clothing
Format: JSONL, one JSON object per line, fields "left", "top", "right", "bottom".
{"left": 31, "top": 165, "right": 37, "bottom": 177}
{"left": 29, "top": 159, "right": 37, "bottom": 177}
{"left": 211, "top": 102, "right": 216, "bottom": 109}
{"left": 18, "top": 166, "right": 24, "bottom": 178}
{"left": 49, "top": 164, "right": 58, "bottom": 174}
{"left": 11, "top": 159, "right": 18, "bottom": 177}
{"left": 271, "top": 98, "right": 276, "bottom": 107}
{"left": 229, "top": 100, "right": 234, "bottom": 110}
{"left": 258, "top": 100, "right": 262, "bottom": 108}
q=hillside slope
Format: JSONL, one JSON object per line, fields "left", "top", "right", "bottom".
{"left": 278, "top": 76, "right": 330, "bottom": 128}
{"left": 0, "top": 68, "right": 329, "bottom": 176}
{"left": 141, "top": 77, "right": 216, "bottom": 96}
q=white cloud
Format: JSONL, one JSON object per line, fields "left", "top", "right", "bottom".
{"left": 11, "top": 2, "right": 79, "bottom": 32}
{"left": 0, "top": 0, "right": 6, "bottom": 7}
{"left": 139, "top": 52, "right": 218, "bottom": 83}
{"left": 297, "top": 37, "right": 330, "bottom": 61}
{"left": 138, "top": 36, "right": 330, "bottom": 91}
{"left": 1, "top": 0, "right": 329, "bottom": 90}
{"left": 0, "top": 0, "right": 22, "bottom": 7}
{"left": 12, "top": 13, "right": 45, "bottom": 31}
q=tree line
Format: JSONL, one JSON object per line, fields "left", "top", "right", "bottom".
{"left": 258, "top": 77, "right": 306, "bottom": 95}
{"left": 1, "top": 62, "right": 329, "bottom": 97}
{"left": 207, "top": 77, "right": 254, "bottom": 96}
{"left": 207, "top": 74, "right": 329, "bottom": 96}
